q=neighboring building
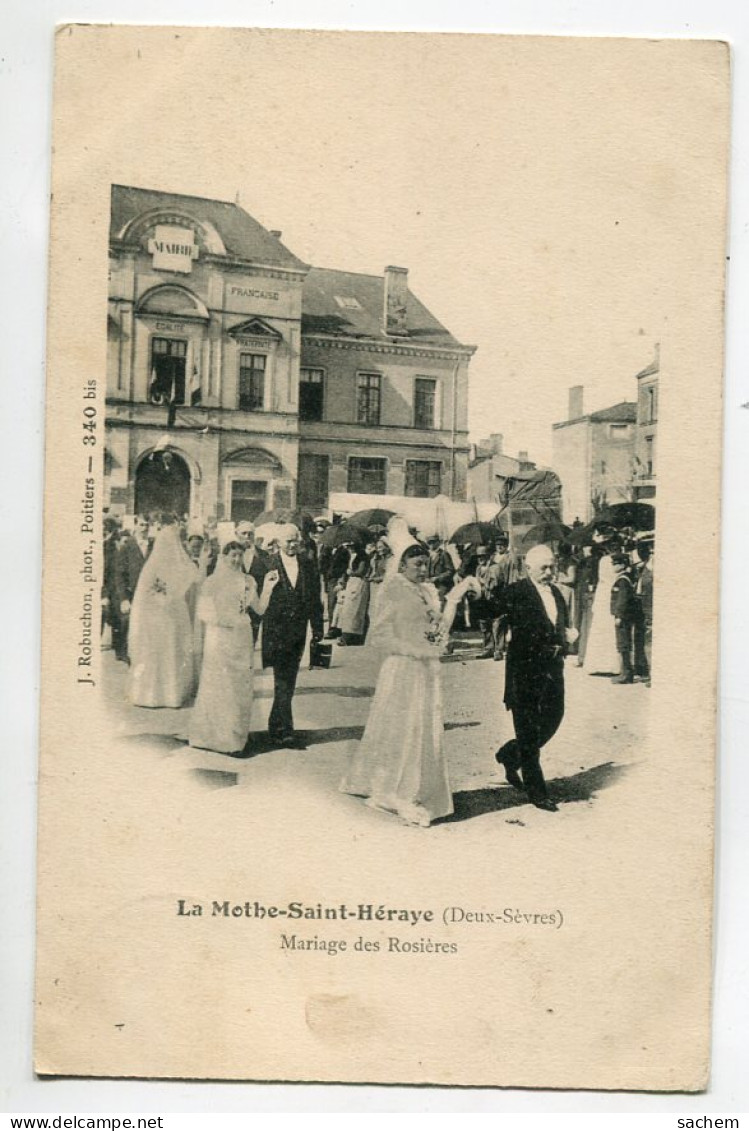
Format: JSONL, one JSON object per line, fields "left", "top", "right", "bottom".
{"left": 551, "top": 386, "right": 637, "bottom": 523}
{"left": 467, "top": 432, "right": 562, "bottom": 546}
{"left": 105, "top": 185, "right": 475, "bottom": 523}
{"left": 467, "top": 433, "right": 529, "bottom": 501}
{"left": 632, "top": 347, "right": 659, "bottom": 502}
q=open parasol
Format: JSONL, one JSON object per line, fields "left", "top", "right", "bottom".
{"left": 448, "top": 521, "right": 498, "bottom": 547}
{"left": 599, "top": 502, "right": 655, "bottom": 530}
{"left": 253, "top": 508, "right": 316, "bottom": 534}
{"left": 347, "top": 507, "right": 396, "bottom": 530}
{"left": 320, "top": 521, "right": 369, "bottom": 549}
{"left": 520, "top": 521, "right": 571, "bottom": 553}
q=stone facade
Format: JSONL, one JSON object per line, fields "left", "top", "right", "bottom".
{"left": 552, "top": 395, "right": 637, "bottom": 523}
{"left": 633, "top": 351, "right": 659, "bottom": 501}
{"left": 105, "top": 186, "right": 475, "bottom": 523}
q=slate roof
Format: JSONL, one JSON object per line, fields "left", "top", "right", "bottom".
{"left": 301, "top": 267, "right": 471, "bottom": 350}
{"left": 110, "top": 185, "right": 307, "bottom": 271}
{"left": 589, "top": 401, "right": 637, "bottom": 424}
{"left": 553, "top": 400, "right": 637, "bottom": 430}
{"left": 110, "top": 187, "right": 472, "bottom": 348}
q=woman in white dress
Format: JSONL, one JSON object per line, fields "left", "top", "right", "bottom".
{"left": 189, "top": 541, "right": 279, "bottom": 755}
{"left": 340, "top": 519, "right": 475, "bottom": 828}
{"left": 129, "top": 522, "right": 198, "bottom": 708}
{"left": 583, "top": 550, "right": 620, "bottom": 675}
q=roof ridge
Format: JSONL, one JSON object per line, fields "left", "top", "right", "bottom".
{"left": 112, "top": 184, "right": 240, "bottom": 208}
{"left": 307, "top": 265, "right": 384, "bottom": 281}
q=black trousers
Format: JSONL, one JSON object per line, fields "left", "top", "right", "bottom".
{"left": 500, "top": 670, "right": 565, "bottom": 800}
{"left": 632, "top": 611, "right": 649, "bottom": 678}
{"left": 268, "top": 643, "right": 305, "bottom": 739}
{"left": 615, "top": 620, "right": 635, "bottom": 679}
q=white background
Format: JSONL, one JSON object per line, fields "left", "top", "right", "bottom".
{"left": 1, "top": 0, "right": 747, "bottom": 1117}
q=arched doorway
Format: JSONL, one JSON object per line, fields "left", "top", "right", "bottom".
{"left": 135, "top": 450, "right": 191, "bottom": 520}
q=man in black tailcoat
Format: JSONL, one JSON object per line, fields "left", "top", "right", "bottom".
{"left": 112, "top": 515, "right": 151, "bottom": 662}
{"left": 261, "top": 523, "right": 324, "bottom": 749}
{"left": 490, "top": 544, "right": 576, "bottom": 812}
{"left": 236, "top": 520, "right": 269, "bottom": 642}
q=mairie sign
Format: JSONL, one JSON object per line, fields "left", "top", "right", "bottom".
{"left": 147, "top": 225, "right": 199, "bottom": 274}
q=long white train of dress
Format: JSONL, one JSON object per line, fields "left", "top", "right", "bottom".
{"left": 189, "top": 599, "right": 254, "bottom": 754}
{"left": 129, "top": 594, "right": 196, "bottom": 708}
{"left": 340, "top": 574, "right": 452, "bottom": 826}
{"left": 583, "top": 555, "right": 620, "bottom": 675}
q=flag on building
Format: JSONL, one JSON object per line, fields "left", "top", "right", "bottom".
{"left": 189, "top": 364, "right": 202, "bottom": 406}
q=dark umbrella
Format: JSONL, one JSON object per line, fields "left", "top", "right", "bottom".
{"left": 348, "top": 508, "right": 396, "bottom": 530}
{"left": 520, "top": 521, "right": 571, "bottom": 552}
{"left": 600, "top": 502, "right": 655, "bottom": 530}
{"left": 448, "top": 521, "right": 498, "bottom": 547}
{"left": 320, "top": 521, "right": 369, "bottom": 549}
{"left": 254, "top": 508, "right": 316, "bottom": 534}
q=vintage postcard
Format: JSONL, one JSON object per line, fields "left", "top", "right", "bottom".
{"left": 35, "top": 27, "right": 728, "bottom": 1088}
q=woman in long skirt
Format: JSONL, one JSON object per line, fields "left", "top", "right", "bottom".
{"left": 583, "top": 551, "right": 620, "bottom": 675}
{"left": 340, "top": 521, "right": 475, "bottom": 828}
{"left": 189, "top": 542, "right": 278, "bottom": 755}
{"left": 338, "top": 554, "right": 371, "bottom": 646}
{"left": 128, "top": 522, "right": 198, "bottom": 709}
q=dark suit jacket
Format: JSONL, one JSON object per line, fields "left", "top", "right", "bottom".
{"left": 427, "top": 548, "right": 455, "bottom": 595}
{"left": 261, "top": 553, "right": 324, "bottom": 668}
{"left": 243, "top": 546, "right": 270, "bottom": 587}
{"left": 611, "top": 574, "right": 637, "bottom": 622}
{"left": 113, "top": 536, "right": 150, "bottom": 607}
{"left": 489, "top": 577, "right": 568, "bottom": 710}
{"left": 638, "top": 567, "right": 653, "bottom": 623}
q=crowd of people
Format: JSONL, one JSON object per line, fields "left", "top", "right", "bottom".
{"left": 101, "top": 509, "right": 654, "bottom": 828}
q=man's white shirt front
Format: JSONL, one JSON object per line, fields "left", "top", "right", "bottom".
{"left": 280, "top": 551, "right": 299, "bottom": 587}
{"left": 532, "top": 579, "right": 558, "bottom": 625}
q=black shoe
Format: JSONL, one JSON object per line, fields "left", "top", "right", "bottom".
{"left": 611, "top": 674, "right": 634, "bottom": 684}
{"left": 495, "top": 746, "right": 523, "bottom": 791}
{"left": 531, "top": 797, "right": 558, "bottom": 812}
{"left": 505, "top": 767, "right": 524, "bottom": 790}
{"left": 281, "top": 734, "right": 307, "bottom": 750}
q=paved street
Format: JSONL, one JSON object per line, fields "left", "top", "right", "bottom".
{"left": 101, "top": 632, "right": 649, "bottom": 838}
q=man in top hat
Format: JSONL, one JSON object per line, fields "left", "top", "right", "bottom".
{"left": 490, "top": 543, "right": 577, "bottom": 811}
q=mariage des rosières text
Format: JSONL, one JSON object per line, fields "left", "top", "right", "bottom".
{"left": 176, "top": 899, "right": 565, "bottom": 956}
{"left": 77, "top": 379, "right": 98, "bottom": 687}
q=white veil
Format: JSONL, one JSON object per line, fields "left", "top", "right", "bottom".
{"left": 383, "top": 516, "right": 421, "bottom": 583}
{"left": 129, "top": 525, "right": 197, "bottom": 655}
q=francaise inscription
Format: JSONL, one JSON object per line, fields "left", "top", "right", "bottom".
{"left": 228, "top": 285, "right": 280, "bottom": 301}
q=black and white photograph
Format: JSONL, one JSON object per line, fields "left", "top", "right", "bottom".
{"left": 27, "top": 24, "right": 728, "bottom": 1092}
{"left": 102, "top": 181, "right": 658, "bottom": 825}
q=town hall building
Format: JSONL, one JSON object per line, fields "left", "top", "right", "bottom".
{"left": 106, "top": 185, "right": 476, "bottom": 524}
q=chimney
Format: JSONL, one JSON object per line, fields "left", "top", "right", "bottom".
{"left": 569, "top": 385, "right": 584, "bottom": 419}
{"left": 384, "top": 266, "right": 409, "bottom": 336}
{"left": 269, "top": 230, "right": 282, "bottom": 239}
{"left": 518, "top": 449, "right": 529, "bottom": 463}
{"left": 489, "top": 432, "right": 503, "bottom": 455}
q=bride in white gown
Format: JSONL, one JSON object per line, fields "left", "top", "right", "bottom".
{"left": 129, "top": 522, "right": 198, "bottom": 708}
{"left": 189, "top": 541, "right": 278, "bottom": 755}
{"left": 583, "top": 551, "right": 620, "bottom": 675}
{"left": 340, "top": 519, "right": 476, "bottom": 828}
